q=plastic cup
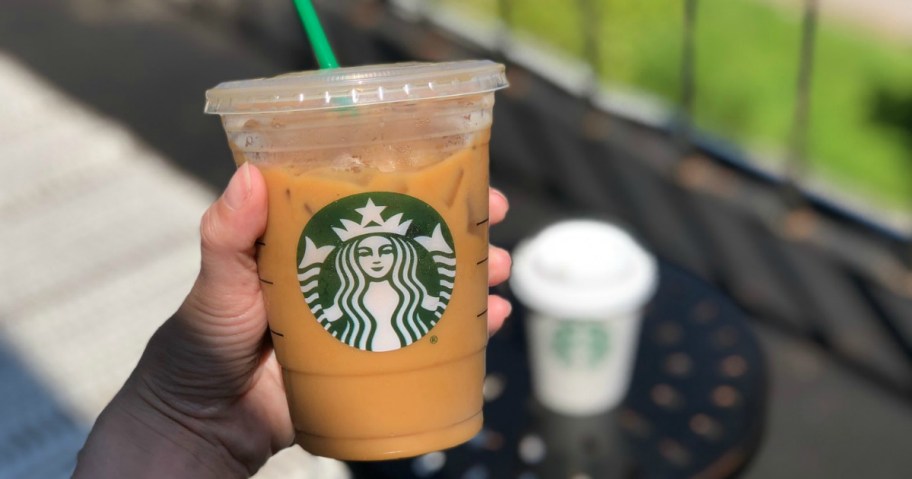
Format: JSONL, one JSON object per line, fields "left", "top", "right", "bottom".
{"left": 204, "top": 61, "right": 507, "bottom": 460}
{"left": 510, "top": 220, "right": 657, "bottom": 416}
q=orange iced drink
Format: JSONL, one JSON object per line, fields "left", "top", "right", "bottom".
{"left": 205, "top": 61, "right": 507, "bottom": 460}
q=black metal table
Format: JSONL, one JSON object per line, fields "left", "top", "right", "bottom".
{"left": 349, "top": 262, "right": 766, "bottom": 479}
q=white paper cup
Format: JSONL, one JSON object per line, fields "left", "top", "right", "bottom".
{"left": 511, "top": 220, "right": 657, "bottom": 416}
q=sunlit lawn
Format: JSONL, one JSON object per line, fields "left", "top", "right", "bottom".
{"left": 441, "top": 0, "right": 912, "bottom": 208}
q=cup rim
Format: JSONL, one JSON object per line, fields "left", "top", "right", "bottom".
{"left": 204, "top": 60, "right": 508, "bottom": 115}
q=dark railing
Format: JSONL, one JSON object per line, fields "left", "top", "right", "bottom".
{"left": 168, "top": 0, "right": 912, "bottom": 399}
{"left": 478, "top": 0, "right": 912, "bottom": 398}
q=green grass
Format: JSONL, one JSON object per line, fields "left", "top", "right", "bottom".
{"left": 440, "top": 0, "right": 912, "bottom": 208}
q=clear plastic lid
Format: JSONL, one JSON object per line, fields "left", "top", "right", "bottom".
{"left": 205, "top": 60, "right": 508, "bottom": 115}
{"left": 511, "top": 220, "right": 658, "bottom": 319}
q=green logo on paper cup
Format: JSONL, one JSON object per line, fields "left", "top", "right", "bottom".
{"left": 552, "top": 322, "right": 611, "bottom": 369}
{"left": 297, "top": 192, "right": 455, "bottom": 352}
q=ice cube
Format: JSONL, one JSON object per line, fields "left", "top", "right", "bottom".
{"left": 331, "top": 154, "right": 364, "bottom": 173}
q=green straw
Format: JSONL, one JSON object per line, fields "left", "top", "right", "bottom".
{"left": 293, "top": 0, "right": 339, "bottom": 69}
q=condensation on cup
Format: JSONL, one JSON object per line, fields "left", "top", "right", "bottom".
{"left": 511, "top": 220, "right": 658, "bottom": 416}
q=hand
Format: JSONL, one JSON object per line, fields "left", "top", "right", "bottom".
{"left": 74, "top": 163, "right": 512, "bottom": 478}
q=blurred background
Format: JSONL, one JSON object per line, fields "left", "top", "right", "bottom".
{"left": 1, "top": 0, "right": 911, "bottom": 478}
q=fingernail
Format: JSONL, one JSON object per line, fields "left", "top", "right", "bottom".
{"left": 492, "top": 188, "right": 509, "bottom": 208}
{"left": 224, "top": 163, "right": 251, "bottom": 211}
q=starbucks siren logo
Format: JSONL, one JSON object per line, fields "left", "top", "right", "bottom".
{"left": 297, "top": 192, "right": 456, "bottom": 352}
{"left": 551, "top": 322, "right": 611, "bottom": 369}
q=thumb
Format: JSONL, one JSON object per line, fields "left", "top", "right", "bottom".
{"left": 184, "top": 162, "right": 268, "bottom": 327}
{"left": 139, "top": 163, "right": 268, "bottom": 401}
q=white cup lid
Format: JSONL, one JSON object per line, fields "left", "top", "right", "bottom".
{"left": 510, "top": 220, "right": 658, "bottom": 319}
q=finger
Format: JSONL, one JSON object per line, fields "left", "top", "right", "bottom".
{"left": 254, "top": 351, "right": 296, "bottom": 449}
{"left": 488, "top": 246, "right": 511, "bottom": 286}
{"left": 184, "top": 163, "right": 268, "bottom": 328}
{"left": 140, "top": 164, "right": 269, "bottom": 403}
{"left": 489, "top": 188, "right": 509, "bottom": 226}
{"left": 486, "top": 295, "right": 512, "bottom": 335}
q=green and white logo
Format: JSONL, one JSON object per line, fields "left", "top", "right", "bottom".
{"left": 297, "top": 192, "right": 455, "bottom": 352}
{"left": 551, "top": 322, "right": 611, "bottom": 369}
